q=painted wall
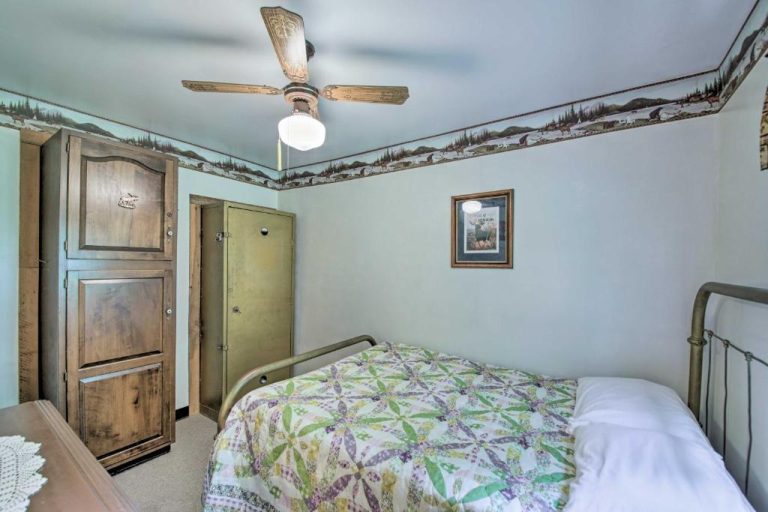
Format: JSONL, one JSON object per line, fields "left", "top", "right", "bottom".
{"left": 707, "top": 57, "right": 768, "bottom": 510}
{"left": 175, "top": 168, "right": 277, "bottom": 408}
{"left": 279, "top": 116, "right": 719, "bottom": 397}
{"left": 0, "top": 126, "right": 20, "bottom": 408}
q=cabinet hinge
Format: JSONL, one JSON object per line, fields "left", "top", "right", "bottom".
{"left": 65, "top": 141, "right": 70, "bottom": 153}
{"left": 63, "top": 239, "right": 68, "bottom": 252}
{"left": 63, "top": 276, "right": 68, "bottom": 289}
{"left": 63, "top": 372, "right": 68, "bottom": 382}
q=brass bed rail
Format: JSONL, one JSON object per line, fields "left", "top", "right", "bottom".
{"left": 687, "top": 282, "right": 768, "bottom": 417}
{"left": 217, "top": 334, "right": 377, "bottom": 431}
{"left": 687, "top": 282, "right": 768, "bottom": 497}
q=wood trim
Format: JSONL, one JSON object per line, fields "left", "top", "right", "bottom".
{"left": 188, "top": 204, "right": 201, "bottom": 415}
{"left": 75, "top": 354, "right": 166, "bottom": 380}
{"left": 19, "top": 140, "right": 41, "bottom": 402}
{"left": 18, "top": 267, "right": 39, "bottom": 402}
{"left": 20, "top": 129, "right": 54, "bottom": 146}
{"left": 190, "top": 194, "right": 221, "bottom": 206}
{"left": 19, "top": 143, "right": 41, "bottom": 267}
{"left": 164, "top": 267, "right": 176, "bottom": 443}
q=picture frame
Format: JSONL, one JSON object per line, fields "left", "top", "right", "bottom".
{"left": 451, "top": 189, "right": 513, "bottom": 268}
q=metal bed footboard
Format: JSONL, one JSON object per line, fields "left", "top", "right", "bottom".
{"left": 217, "top": 334, "right": 377, "bottom": 431}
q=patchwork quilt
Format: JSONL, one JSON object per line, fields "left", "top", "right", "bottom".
{"left": 203, "top": 343, "right": 577, "bottom": 511}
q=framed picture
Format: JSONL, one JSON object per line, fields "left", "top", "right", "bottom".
{"left": 451, "top": 189, "right": 513, "bottom": 268}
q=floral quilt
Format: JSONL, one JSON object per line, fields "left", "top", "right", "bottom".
{"left": 203, "top": 343, "right": 576, "bottom": 511}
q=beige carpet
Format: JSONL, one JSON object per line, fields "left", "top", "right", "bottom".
{"left": 114, "top": 414, "right": 217, "bottom": 512}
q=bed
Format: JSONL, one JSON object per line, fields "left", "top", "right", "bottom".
{"left": 204, "top": 342, "right": 576, "bottom": 511}
{"left": 203, "top": 282, "right": 767, "bottom": 511}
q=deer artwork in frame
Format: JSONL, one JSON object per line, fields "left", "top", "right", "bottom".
{"left": 451, "top": 189, "right": 513, "bottom": 268}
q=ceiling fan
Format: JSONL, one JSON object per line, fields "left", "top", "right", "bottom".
{"left": 182, "top": 6, "right": 410, "bottom": 152}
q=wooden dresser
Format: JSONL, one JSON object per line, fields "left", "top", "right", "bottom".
{"left": 39, "top": 129, "right": 177, "bottom": 469}
{"left": 0, "top": 401, "right": 136, "bottom": 510}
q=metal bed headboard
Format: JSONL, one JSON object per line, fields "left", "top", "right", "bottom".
{"left": 687, "top": 282, "right": 768, "bottom": 495}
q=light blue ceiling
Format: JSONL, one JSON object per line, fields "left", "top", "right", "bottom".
{"left": 0, "top": 0, "right": 755, "bottom": 167}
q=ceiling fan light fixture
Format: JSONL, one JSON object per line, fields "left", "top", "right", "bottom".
{"left": 278, "top": 111, "right": 326, "bottom": 151}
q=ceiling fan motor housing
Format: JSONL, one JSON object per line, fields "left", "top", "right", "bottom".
{"left": 283, "top": 82, "right": 320, "bottom": 118}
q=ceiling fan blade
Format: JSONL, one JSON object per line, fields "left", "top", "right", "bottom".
{"left": 181, "top": 80, "right": 282, "bottom": 95}
{"left": 321, "top": 85, "right": 409, "bottom": 105}
{"left": 260, "top": 6, "right": 309, "bottom": 83}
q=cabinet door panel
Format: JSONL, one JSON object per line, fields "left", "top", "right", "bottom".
{"left": 66, "top": 269, "right": 174, "bottom": 439}
{"left": 79, "top": 364, "right": 164, "bottom": 458}
{"left": 82, "top": 159, "right": 164, "bottom": 251}
{"left": 67, "top": 136, "right": 176, "bottom": 260}
{"left": 78, "top": 276, "right": 165, "bottom": 367}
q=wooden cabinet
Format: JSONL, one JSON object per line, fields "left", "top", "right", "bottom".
{"left": 40, "top": 130, "right": 176, "bottom": 470}
{"left": 199, "top": 202, "right": 294, "bottom": 420}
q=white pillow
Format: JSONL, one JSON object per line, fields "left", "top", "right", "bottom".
{"left": 570, "top": 377, "right": 707, "bottom": 445}
{"left": 564, "top": 423, "right": 754, "bottom": 512}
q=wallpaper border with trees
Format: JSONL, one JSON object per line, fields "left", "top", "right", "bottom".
{"left": 1, "top": 1, "right": 766, "bottom": 190}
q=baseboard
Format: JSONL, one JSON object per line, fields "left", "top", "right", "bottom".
{"left": 175, "top": 406, "right": 189, "bottom": 421}
{"left": 108, "top": 445, "right": 171, "bottom": 475}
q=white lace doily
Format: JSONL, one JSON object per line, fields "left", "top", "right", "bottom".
{"left": 0, "top": 436, "right": 47, "bottom": 512}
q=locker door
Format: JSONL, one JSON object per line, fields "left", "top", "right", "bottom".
{"left": 224, "top": 205, "right": 294, "bottom": 402}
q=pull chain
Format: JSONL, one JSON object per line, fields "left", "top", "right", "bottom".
{"left": 704, "top": 330, "right": 713, "bottom": 435}
{"left": 744, "top": 352, "right": 753, "bottom": 496}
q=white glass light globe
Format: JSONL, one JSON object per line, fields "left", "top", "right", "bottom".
{"left": 278, "top": 112, "right": 326, "bottom": 151}
{"left": 462, "top": 200, "right": 482, "bottom": 214}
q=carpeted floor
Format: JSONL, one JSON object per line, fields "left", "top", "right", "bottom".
{"left": 114, "top": 414, "right": 217, "bottom": 511}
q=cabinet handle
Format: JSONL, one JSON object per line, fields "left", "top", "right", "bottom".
{"left": 166, "top": 308, "right": 173, "bottom": 316}
{"left": 167, "top": 229, "right": 175, "bottom": 237}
